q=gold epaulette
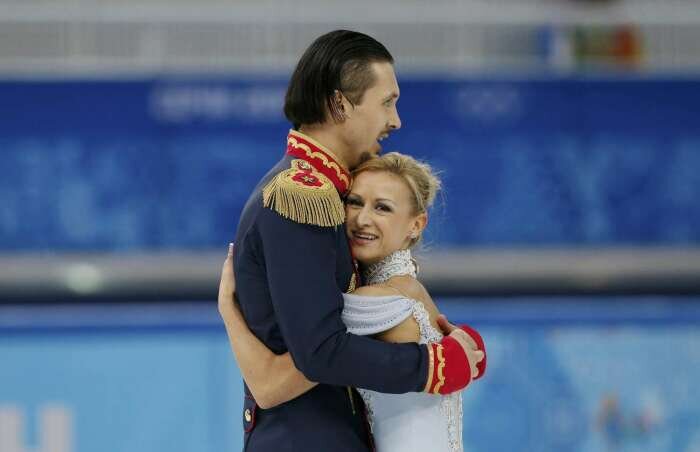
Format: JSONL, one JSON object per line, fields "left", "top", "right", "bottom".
{"left": 262, "top": 159, "right": 345, "bottom": 227}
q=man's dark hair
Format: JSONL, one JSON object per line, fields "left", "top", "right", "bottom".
{"left": 284, "top": 30, "right": 394, "bottom": 129}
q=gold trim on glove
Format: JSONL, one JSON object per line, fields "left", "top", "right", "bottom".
{"left": 433, "top": 345, "right": 446, "bottom": 394}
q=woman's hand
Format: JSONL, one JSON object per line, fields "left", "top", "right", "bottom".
{"left": 216, "top": 242, "right": 317, "bottom": 408}
{"left": 218, "top": 243, "right": 242, "bottom": 322}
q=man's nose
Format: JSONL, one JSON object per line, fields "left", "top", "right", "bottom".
{"left": 389, "top": 106, "right": 402, "bottom": 130}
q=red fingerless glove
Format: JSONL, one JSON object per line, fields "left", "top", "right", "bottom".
{"left": 424, "top": 336, "right": 472, "bottom": 395}
{"left": 460, "top": 324, "right": 486, "bottom": 379}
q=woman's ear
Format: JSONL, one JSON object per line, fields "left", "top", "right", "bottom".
{"left": 411, "top": 213, "right": 428, "bottom": 238}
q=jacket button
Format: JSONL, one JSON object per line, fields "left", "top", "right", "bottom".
{"left": 244, "top": 408, "right": 252, "bottom": 422}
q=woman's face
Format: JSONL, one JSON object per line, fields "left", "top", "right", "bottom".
{"left": 345, "top": 171, "right": 426, "bottom": 265}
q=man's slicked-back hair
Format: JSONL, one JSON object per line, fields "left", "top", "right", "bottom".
{"left": 284, "top": 30, "right": 394, "bottom": 129}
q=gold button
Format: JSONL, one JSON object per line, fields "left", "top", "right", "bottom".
{"left": 244, "top": 408, "right": 252, "bottom": 422}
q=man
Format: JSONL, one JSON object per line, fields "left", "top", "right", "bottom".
{"left": 231, "top": 30, "right": 484, "bottom": 451}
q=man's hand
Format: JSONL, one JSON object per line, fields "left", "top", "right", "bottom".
{"left": 437, "top": 315, "right": 484, "bottom": 380}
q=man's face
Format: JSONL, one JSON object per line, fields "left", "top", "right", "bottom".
{"left": 340, "top": 62, "right": 401, "bottom": 169}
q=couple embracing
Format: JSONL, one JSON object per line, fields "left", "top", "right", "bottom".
{"left": 217, "top": 30, "right": 487, "bottom": 452}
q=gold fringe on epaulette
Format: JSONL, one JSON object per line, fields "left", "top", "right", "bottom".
{"left": 262, "top": 169, "right": 345, "bottom": 228}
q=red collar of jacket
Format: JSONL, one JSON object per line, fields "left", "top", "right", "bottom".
{"left": 286, "top": 130, "right": 351, "bottom": 196}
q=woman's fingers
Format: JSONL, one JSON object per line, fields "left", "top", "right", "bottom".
{"left": 436, "top": 314, "right": 455, "bottom": 334}
{"left": 225, "top": 244, "right": 235, "bottom": 286}
{"left": 218, "top": 243, "right": 236, "bottom": 315}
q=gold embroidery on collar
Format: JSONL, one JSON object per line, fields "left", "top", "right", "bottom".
{"left": 288, "top": 136, "right": 351, "bottom": 188}
{"left": 289, "top": 130, "right": 349, "bottom": 171}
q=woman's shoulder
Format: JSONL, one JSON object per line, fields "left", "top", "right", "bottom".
{"left": 384, "top": 276, "right": 431, "bottom": 303}
{"left": 383, "top": 276, "right": 442, "bottom": 333}
{"left": 351, "top": 276, "right": 430, "bottom": 301}
{"left": 352, "top": 278, "right": 427, "bottom": 298}
{"left": 351, "top": 284, "right": 402, "bottom": 298}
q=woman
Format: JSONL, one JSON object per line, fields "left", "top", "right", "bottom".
{"left": 219, "top": 152, "right": 486, "bottom": 452}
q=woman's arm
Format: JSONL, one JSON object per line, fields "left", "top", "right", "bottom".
{"left": 352, "top": 281, "right": 433, "bottom": 344}
{"left": 368, "top": 277, "right": 485, "bottom": 379}
{"left": 218, "top": 244, "right": 317, "bottom": 409}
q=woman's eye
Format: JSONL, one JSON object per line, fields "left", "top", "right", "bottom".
{"left": 346, "top": 198, "right": 361, "bottom": 206}
{"left": 376, "top": 204, "right": 392, "bottom": 212}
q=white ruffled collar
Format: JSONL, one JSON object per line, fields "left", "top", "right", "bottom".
{"left": 362, "top": 249, "right": 418, "bottom": 285}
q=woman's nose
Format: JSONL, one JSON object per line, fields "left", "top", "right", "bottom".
{"left": 356, "top": 206, "right": 372, "bottom": 227}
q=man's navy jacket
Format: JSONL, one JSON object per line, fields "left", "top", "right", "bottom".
{"left": 233, "top": 130, "right": 429, "bottom": 451}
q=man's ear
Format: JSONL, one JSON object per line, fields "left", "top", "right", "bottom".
{"left": 329, "top": 90, "right": 346, "bottom": 122}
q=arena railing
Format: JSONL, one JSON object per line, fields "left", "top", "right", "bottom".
{"left": 1, "top": 247, "right": 700, "bottom": 302}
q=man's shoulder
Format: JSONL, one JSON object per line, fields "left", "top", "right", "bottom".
{"left": 235, "top": 157, "right": 290, "bottom": 240}
{"left": 236, "top": 155, "right": 348, "bottom": 250}
{"left": 261, "top": 158, "right": 345, "bottom": 229}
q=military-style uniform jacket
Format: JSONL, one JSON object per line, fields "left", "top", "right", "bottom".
{"left": 233, "top": 130, "right": 430, "bottom": 452}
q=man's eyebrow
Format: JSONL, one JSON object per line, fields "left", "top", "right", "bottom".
{"left": 383, "top": 93, "right": 399, "bottom": 101}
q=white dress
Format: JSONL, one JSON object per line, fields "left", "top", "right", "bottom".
{"left": 341, "top": 250, "right": 463, "bottom": 452}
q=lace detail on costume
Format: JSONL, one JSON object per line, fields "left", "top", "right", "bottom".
{"left": 363, "top": 249, "right": 417, "bottom": 285}
{"left": 358, "top": 388, "right": 376, "bottom": 432}
{"left": 352, "top": 248, "right": 463, "bottom": 452}
{"left": 411, "top": 301, "right": 442, "bottom": 345}
{"left": 411, "top": 302, "right": 463, "bottom": 452}
{"left": 441, "top": 391, "right": 463, "bottom": 452}
{"left": 357, "top": 299, "right": 463, "bottom": 451}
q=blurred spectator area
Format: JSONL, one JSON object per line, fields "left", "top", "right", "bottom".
{"left": 1, "top": 0, "right": 700, "bottom": 75}
{"left": 1, "top": 0, "right": 700, "bottom": 301}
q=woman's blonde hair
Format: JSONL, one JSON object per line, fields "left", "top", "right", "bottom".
{"left": 352, "top": 152, "right": 442, "bottom": 246}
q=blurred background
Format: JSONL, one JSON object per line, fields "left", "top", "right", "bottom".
{"left": 1, "top": 0, "right": 700, "bottom": 451}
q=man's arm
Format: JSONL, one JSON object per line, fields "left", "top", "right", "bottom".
{"left": 219, "top": 243, "right": 317, "bottom": 408}
{"left": 258, "top": 208, "right": 428, "bottom": 393}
